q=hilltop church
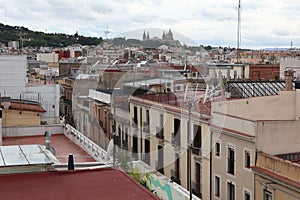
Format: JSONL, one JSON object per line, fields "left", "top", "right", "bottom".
{"left": 142, "top": 29, "right": 174, "bottom": 41}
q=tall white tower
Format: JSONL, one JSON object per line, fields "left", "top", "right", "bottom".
{"left": 104, "top": 24, "right": 110, "bottom": 39}
{"left": 237, "top": 0, "right": 242, "bottom": 63}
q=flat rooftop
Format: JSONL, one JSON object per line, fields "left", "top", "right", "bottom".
{"left": 2, "top": 134, "right": 95, "bottom": 163}
{"left": 0, "top": 168, "right": 159, "bottom": 200}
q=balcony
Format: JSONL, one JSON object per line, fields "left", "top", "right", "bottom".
{"left": 156, "top": 127, "right": 164, "bottom": 140}
{"left": 131, "top": 118, "right": 138, "bottom": 128}
{"left": 98, "top": 121, "right": 107, "bottom": 133}
{"left": 171, "top": 132, "right": 180, "bottom": 147}
{"left": 156, "top": 161, "right": 164, "bottom": 175}
{"left": 192, "top": 146, "right": 201, "bottom": 157}
{"left": 192, "top": 181, "right": 202, "bottom": 198}
{"left": 143, "top": 122, "right": 150, "bottom": 133}
{"left": 170, "top": 169, "right": 181, "bottom": 185}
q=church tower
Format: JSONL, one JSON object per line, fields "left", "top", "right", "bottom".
{"left": 143, "top": 30, "right": 146, "bottom": 41}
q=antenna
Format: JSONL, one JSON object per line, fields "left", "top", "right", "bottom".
{"left": 104, "top": 23, "right": 110, "bottom": 39}
{"left": 4, "top": 8, "right": 7, "bottom": 24}
{"left": 237, "top": 0, "right": 242, "bottom": 63}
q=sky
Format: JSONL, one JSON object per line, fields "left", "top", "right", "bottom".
{"left": 1, "top": 0, "right": 300, "bottom": 49}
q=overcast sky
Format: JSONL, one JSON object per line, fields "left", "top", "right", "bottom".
{"left": 1, "top": 0, "right": 300, "bottom": 49}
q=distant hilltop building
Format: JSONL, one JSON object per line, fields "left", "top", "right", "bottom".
{"left": 142, "top": 29, "right": 174, "bottom": 41}
{"left": 162, "top": 29, "right": 173, "bottom": 41}
{"left": 142, "top": 30, "right": 150, "bottom": 41}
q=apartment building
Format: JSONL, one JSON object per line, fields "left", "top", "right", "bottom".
{"left": 126, "top": 91, "right": 211, "bottom": 199}
{"left": 253, "top": 152, "right": 300, "bottom": 200}
{"left": 210, "top": 72, "right": 300, "bottom": 200}
{"left": 88, "top": 89, "right": 112, "bottom": 150}
{"left": 206, "top": 63, "right": 249, "bottom": 80}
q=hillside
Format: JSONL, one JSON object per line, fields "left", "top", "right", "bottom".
{"left": 0, "top": 23, "right": 103, "bottom": 47}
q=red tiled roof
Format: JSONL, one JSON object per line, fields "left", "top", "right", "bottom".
{"left": 10, "top": 102, "right": 46, "bottom": 113}
{"left": 0, "top": 168, "right": 159, "bottom": 200}
{"left": 210, "top": 124, "right": 255, "bottom": 138}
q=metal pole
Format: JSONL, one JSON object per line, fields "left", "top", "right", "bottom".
{"left": 189, "top": 145, "right": 192, "bottom": 200}
{"left": 188, "top": 103, "right": 192, "bottom": 200}
{"left": 113, "top": 132, "right": 116, "bottom": 167}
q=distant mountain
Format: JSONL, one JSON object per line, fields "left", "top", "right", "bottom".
{"left": 0, "top": 23, "right": 103, "bottom": 47}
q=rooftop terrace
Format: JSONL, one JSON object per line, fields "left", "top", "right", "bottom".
{"left": 3, "top": 134, "right": 95, "bottom": 163}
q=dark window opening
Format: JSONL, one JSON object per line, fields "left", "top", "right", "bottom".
{"left": 227, "top": 147, "right": 235, "bottom": 175}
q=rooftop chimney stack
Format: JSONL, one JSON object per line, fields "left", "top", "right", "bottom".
{"left": 284, "top": 70, "right": 294, "bottom": 91}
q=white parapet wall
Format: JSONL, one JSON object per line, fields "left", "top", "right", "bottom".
{"left": 3, "top": 124, "right": 64, "bottom": 137}
{"left": 130, "top": 161, "right": 201, "bottom": 200}
{"left": 64, "top": 124, "right": 108, "bottom": 163}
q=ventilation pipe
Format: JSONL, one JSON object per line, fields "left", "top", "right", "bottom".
{"left": 226, "top": 66, "right": 231, "bottom": 82}
{"left": 68, "top": 154, "right": 74, "bottom": 170}
{"left": 45, "top": 131, "right": 51, "bottom": 150}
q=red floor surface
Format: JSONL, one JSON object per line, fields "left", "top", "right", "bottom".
{"left": 2, "top": 134, "right": 95, "bottom": 163}
{"left": 0, "top": 168, "right": 159, "bottom": 200}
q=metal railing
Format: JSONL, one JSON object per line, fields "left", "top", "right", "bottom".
{"left": 192, "top": 181, "right": 202, "bottom": 198}
{"left": 156, "top": 127, "right": 164, "bottom": 139}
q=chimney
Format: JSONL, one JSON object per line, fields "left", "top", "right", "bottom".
{"left": 284, "top": 70, "right": 294, "bottom": 91}
{"left": 226, "top": 66, "right": 231, "bottom": 82}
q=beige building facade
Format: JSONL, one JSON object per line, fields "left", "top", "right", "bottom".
{"left": 253, "top": 152, "right": 300, "bottom": 200}
{"left": 128, "top": 93, "right": 211, "bottom": 199}
{"left": 210, "top": 87, "right": 300, "bottom": 200}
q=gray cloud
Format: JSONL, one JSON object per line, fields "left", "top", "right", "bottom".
{"left": 1, "top": 0, "right": 300, "bottom": 48}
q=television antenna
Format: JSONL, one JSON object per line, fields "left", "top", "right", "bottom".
{"left": 104, "top": 24, "right": 110, "bottom": 38}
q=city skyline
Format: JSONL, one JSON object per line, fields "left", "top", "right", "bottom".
{"left": 1, "top": 0, "right": 300, "bottom": 49}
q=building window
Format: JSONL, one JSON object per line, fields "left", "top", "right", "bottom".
{"left": 133, "top": 106, "right": 138, "bottom": 126}
{"left": 193, "top": 124, "right": 201, "bottom": 154}
{"left": 244, "top": 191, "right": 250, "bottom": 200}
{"left": 227, "top": 147, "right": 235, "bottom": 175}
{"left": 143, "top": 109, "right": 150, "bottom": 133}
{"left": 215, "top": 176, "right": 220, "bottom": 197}
{"left": 215, "top": 142, "right": 220, "bottom": 157}
{"left": 263, "top": 190, "right": 272, "bottom": 200}
{"left": 146, "top": 109, "right": 150, "bottom": 126}
{"left": 227, "top": 182, "right": 235, "bottom": 200}
{"left": 245, "top": 150, "right": 251, "bottom": 168}
{"left": 103, "top": 110, "right": 107, "bottom": 129}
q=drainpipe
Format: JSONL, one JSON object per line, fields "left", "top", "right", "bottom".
{"left": 210, "top": 131, "right": 213, "bottom": 200}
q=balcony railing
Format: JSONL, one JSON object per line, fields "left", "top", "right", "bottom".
{"left": 192, "top": 146, "right": 202, "bottom": 156}
{"left": 192, "top": 181, "right": 202, "bottom": 198}
{"left": 131, "top": 118, "right": 138, "bottom": 128}
{"left": 143, "top": 122, "right": 150, "bottom": 133}
{"left": 171, "top": 169, "right": 181, "bottom": 185}
{"left": 171, "top": 132, "right": 180, "bottom": 146}
{"left": 156, "top": 127, "right": 164, "bottom": 139}
{"left": 155, "top": 161, "right": 164, "bottom": 174}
